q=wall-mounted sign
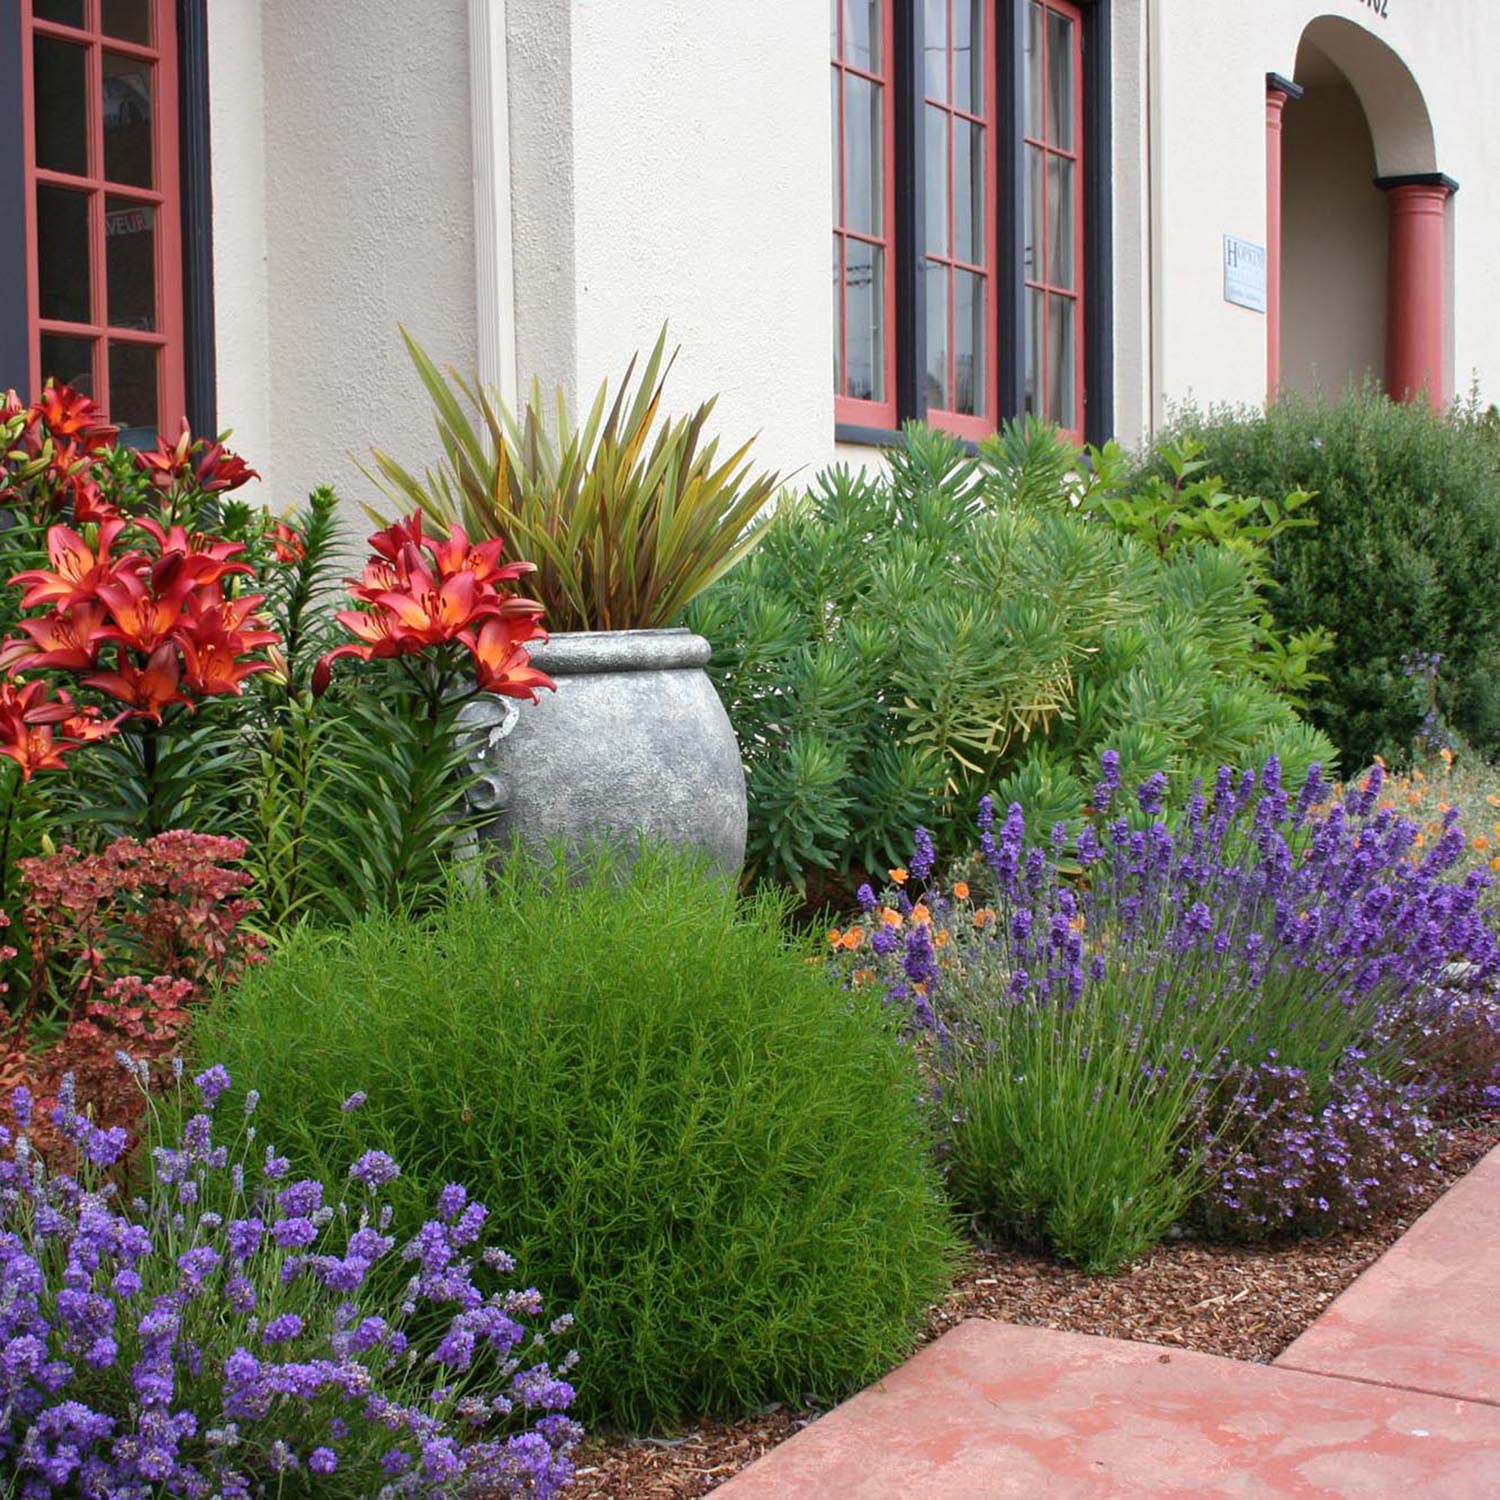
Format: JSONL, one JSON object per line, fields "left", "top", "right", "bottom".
{"left": 1354, "top": 0, "right": 1390, "bottom": 19}
{"left": 1223, "top": 235, "right": 1267, "bottom": 313}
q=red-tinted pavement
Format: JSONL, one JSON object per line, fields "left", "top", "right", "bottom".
{"left": 715, "top": 1147, "right": 1500, "bottom": 1499}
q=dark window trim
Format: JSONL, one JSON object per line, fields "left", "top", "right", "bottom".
{"left": 177, "top": 0, "right": 216, "bottom": 436}
{"left": 0, "top": 0, "right": 28, "bottom": 396}
{"left": 841, "top": 0, "right": 1113, "bottom": 447}
{"left": 1080, "top": 0, "right": 1113, "bottom": 447}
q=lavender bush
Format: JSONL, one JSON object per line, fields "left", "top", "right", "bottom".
{"left": 0, "top": 1063, "right": 581, "bottom": 1498}
{"left": 835, "top": 754, "right": 1500, "bottom": 1268}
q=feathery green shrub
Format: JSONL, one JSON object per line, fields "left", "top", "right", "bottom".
{"left": 688, "top": 424, "right": 1336, "bottom": 891}
{"left": 191, "top": 847, "right": 958, "bottom": 1430}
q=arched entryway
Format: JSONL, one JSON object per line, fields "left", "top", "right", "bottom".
{"left": 1269, "top": 17, "right": 1451, "bottom": 407}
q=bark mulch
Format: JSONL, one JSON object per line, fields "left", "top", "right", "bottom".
{"left": 570, "top": 1117, "right": 1499, "bottom": 1500}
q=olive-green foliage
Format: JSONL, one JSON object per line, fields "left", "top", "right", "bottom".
{"left": 688, "top": 425, "right": 1337, "bottom": 889}
{"left": 1148, "top": 390, "right": 1500, "bottom": 769}
{"left": 191, "top": 848, "right": 957, "bottom": 1431}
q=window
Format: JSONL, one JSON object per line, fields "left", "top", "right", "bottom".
{"left": 831, "top": 0, "right": 1109, "bottom": 447}
{"left": 20, "top": 0, "right": 185, "bottom": 445}
{"left": 1022, "top": 0, "right": 1083, "bottom": 439}
{"left": 832, "top": 1, "right": 898, "bottom": 427}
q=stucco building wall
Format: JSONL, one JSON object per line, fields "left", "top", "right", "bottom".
{"left": 204, "top": 0, "right": 1500, "bottom": 523}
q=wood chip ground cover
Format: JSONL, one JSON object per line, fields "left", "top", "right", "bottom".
{"left": 568, "top": 1118, "right": 1499, "bottom": 1500}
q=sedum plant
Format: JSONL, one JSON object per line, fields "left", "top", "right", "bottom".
{"left": 368, "top": 328, "right": 782, "bottom": 632}
{"left": 688, "top": 424, "right": 1338, "bottom": 892}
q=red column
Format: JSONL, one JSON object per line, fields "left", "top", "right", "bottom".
{"left": 1264, "top": 83, "right": 1294, "bottom": 399}
{"left": 1379, "top": 176, "right": 1456, "bottom": 409}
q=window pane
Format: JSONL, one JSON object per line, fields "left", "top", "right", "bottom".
{"left": 844, "top": 240, "right": 885, "bottom": 403}
{"left": 842, "top": 0, "right": 881, "bottom": 72}
{"left": 954, "top": 268, "right": 985, "bottom": 416}
{"left": 1047, "top": 295, "right": 1076, "bottom": 429}
{"left": 106, "top": 197, "right": 155, "bottom": 330}
{"left": 108, "top": 340, "right": 158, "bottom": 443}
{"left": 924, "top": 105, "right": 948, "bottom": 257}
{"left": 1025, "top": 2, "right": 1044, "bottom": 140}
{"left": 924, "top": 259, "right": 949, "bottom": 410}
{"left": 1047, "top": 8, "right": 1076, "bottom": 151}
{"left": 1046, "top": 154, "right": 1075, "bottom": 287}
{"left": 954, "top": 120, "right": 984, "bottom": 265}
{"left": 1024, "top": 145, "right": 1044, "bottom": 284}
{"left": 1023, "top": 286, "right": 1043, "bottom": 416}
{"left": 39, "top": 333, "right": 95, "bottom": 399}
{"left": 102, "top": 0, "right": 154, "bottom": 44}
{"left": 36, "top": 185, "right": 91, "bottom": 323}
{"left": 954, "top": 0, "right": 984, "bottom": 115}
{"left": 843, "top": 74, "right": 882, "bottom": 237}
{"left": 34, "top": 1, "right": 85, "bottom": 28}
{"left": 832, "top": 0, "right": 839, "bottom": 54}
{"left": 33, "top": 35, "right": 89, "bottom": 177}
{"left": 832, "top": 235, "right": 843, "bottom": 394}
{"left": 924, "top": 0, "right": 947, "bottom": 100}
{"left": 103, "top": 52, "right": 154, "bottom": 188}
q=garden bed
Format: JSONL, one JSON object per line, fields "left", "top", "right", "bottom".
{"left": 573, "top": 1115, "right": 1499, "bottom": 1500}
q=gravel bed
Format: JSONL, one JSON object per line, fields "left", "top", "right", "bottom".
{"left": 569, "top": 1117, "right": 1499, "bottom": 1500}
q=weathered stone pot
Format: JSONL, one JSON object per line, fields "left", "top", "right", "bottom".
{"left": 468, "top": 627, "right": 747, "bottom": 876}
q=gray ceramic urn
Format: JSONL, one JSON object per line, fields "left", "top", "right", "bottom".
{"left": 458, "top": 628, "right": 747, "bottom": 876}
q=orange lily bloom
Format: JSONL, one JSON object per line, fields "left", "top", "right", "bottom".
{"left": 12, "top": 601, "right": 108, "bottom": 671}
{"left": 375, "top": 566, "right": 500, "bottom": 648}
{"left": 11, "top": 519, "right": 127, "bottom": 609}
{"left": 178, "top": 627, "right": 276, "bottom": 697}
{"left": 95, "top": 569, "right": 196, "bottom": 653}
{"left": 461, "top": 616, "right": 556, "bottom": 701}
{"left": 84, "top": 643, "right": 191, "bottom": 721}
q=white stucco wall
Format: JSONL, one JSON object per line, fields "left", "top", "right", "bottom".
{"left": 206, "top": 0, "right": 1500, "bottom": 515}
{"left": 209, "top": 0, "right": 478, "bottom": 530}
{"left": 566, "top": 0, "right": 836, "bottom": 487}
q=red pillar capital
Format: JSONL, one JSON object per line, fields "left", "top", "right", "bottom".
{"left": 1378, "top": 174, "right": 1457, "bottom": 409}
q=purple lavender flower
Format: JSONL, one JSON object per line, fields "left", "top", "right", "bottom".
{"left": 349, "top": 1151, "right": 401, "bottom": 1191}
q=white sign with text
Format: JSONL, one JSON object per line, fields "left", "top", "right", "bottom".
{"left": 1223, "top": 236, "right": 1267, "bottom": 314}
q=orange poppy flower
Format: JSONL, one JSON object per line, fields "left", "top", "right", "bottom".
{"left": 889, "top": 868, "right": 909, "bottom": 885}
{"left": 911, "top": 903, "right": 931, "bottom": 926}
{"left": 953, "top": 881, "right": 970, "bottom": 901}
{"left": 840, "top": 927, "right": 865, "bottom": 950}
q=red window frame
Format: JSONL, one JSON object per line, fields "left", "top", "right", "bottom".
{"left": 923, "top": 0, "right": 999, "bottom": 443}
{"left": 832, "top": 1, "right": 899, "bottom": 429}
{"left": 20, "top": 0, "right": 185, "bottom": 441}
{"left": 1023, "top": 0, "right": 1085, "bottom": 443}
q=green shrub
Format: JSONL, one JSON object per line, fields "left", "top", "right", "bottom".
{"left": 191, "top": 848, "right": 957, "bottom": 1431}
{"left": 688, "top": 423, "right": 1336, "bottom": 891}
{"left": 1147, "top": 390, "right": 1500, "bottom": 769}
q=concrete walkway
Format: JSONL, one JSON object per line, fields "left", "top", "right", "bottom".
{"left": 716, "top": 1147, "right": 1500, "bottom": 1499}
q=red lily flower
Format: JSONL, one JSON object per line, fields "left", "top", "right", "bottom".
{"left": 60, "top": 706, "right": 123, "bottom": 744}
{"left": 11, "top": 519, "right": 128, "bottom": 609}
{"left": 135, "top": 518, "right": 253, "bottom": 590}
{"left": 176, "top": 587, "right": 281, "bottom": 652}
{"left": 0, "top": 677, "right": 79, "bottom": 734}
{"left": 84, "top": 642, "right": 192, "bottom": 721}
{"left": 329, "top": 606, "right": 413, "bottom": 660}
{"left": 178, "top": 622, "right": 275, "bottom": 697}
{"left": 374, "top": 566, "right": 501, "bottom": 648}
{"left": 94, "top": 569, "right": 196, "bottom": 654}
{"left": 34, "top": 383, "right": 114, "bottom": 456}
{"left": 427, "top": 524, "right": 535, "bottom": 588}
{"left": 194, "top": 442, "right": 257, "bottom": 494}
{"left": 270, "top": 520, "right": 306, "bottom": 564}
{"left": 137, "top": 420, "right": 195, "bottom": 489}
{"left": 368, "top": 513, "right": 431, "bottom": 565}
{"left": 461, "top": 616, "right": 556, "bottom": 701}
{"left": 0, "top": 724, "right": 72, "bottom": 780}
{"left": 13, "top": 601, "right": 109, "bottom": 671}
